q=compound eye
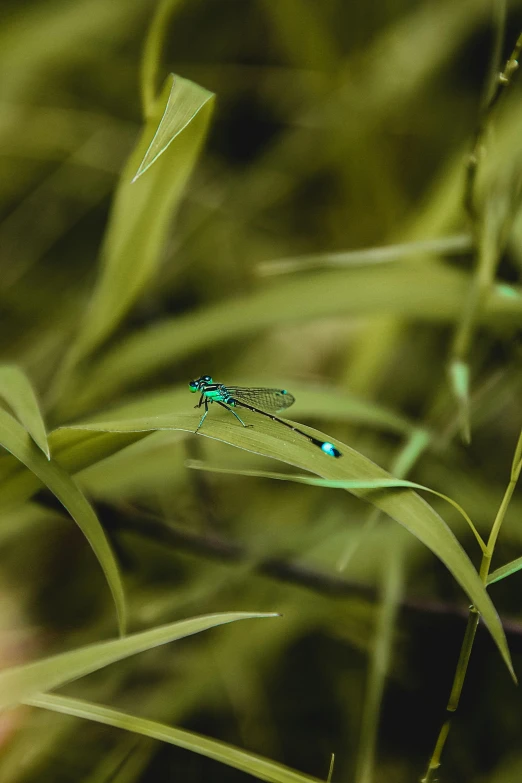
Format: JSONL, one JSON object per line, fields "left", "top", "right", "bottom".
{"left": 188, "top": 380, "right": 198, "bottom": 393}
{"left": 203, "top": 375, "right": 213, "bottom": 383}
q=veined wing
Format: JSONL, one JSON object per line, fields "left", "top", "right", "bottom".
{"left": 226, "top": 387, "right": 295, "bottom": 412}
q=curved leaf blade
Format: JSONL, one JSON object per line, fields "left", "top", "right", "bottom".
{"left": 64, "top": 410, "right": 514, "bottom": 678}
{"left": 26, "top": 693, "right": 321, "bottom": 783}
{"left": 0, "top": 408, "right": 126, "bottom": 636}
{"left": 62, "top": 261, "right": 522, "bottom": 414}
{"left": 185, "top": 461, "right": 486, "bottom": 552}
{"left": 0, "top": 364, "right": 49, "bottom": 458}
{"left": 0, "top": 613, "right": 278, "bottom": 711}
{"left": 488, "top": 557, "right": 522, "bottom": 586}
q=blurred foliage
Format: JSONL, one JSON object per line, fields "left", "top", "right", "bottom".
{"left": 2, "top": 0, "right": 522, "bottom": 782}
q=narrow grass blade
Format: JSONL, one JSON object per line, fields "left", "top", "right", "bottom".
{"left": 0, "top": 612, "right": 277, "bottom": 711}
{"left": 487, "top": 556, "right": 522, "bottom": 586}
{"left": 0, "top": 430, "right": 149, "bottom": 510}
{"left": 60, "top": 261, "right": 522, "bottom": 414}
{"left": 355, "top": 550, "right": 403, "bottom": 783}
{"left": 26, "top": 693, "right": 323, "bottom": 783}
{"left": 62, "top": 411, "right": 514, "bottom": 678}
{"left": 0, "top": 408, "right": 126, "bottom": 636}
{"left": 68, "top": 73, "right": 214, "bottom": 364}
{"left": 0, "top": 364, "right": 49, "bottom": 458}
{"left": 257, "top": 234, "right": 473, "bottom": 276}
{"left": 185, "top": 461, "right": 486, "bottom": 552}
{"left": 449, "top": 358, "right": 471, "bottom": 444}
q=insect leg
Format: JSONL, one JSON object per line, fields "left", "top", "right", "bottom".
{"left": 195, "top": 399, "right": 210, "bottom": 433}
{"left": 216, "top": 400, "right": 252, "bottom": 428}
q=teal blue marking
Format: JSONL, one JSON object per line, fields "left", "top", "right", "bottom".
{"left": 321, "top": 442, "right": 341, "bottom": 458}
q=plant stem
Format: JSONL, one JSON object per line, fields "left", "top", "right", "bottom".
{"left": 420, "top": 428, "right": 522, "bottom": 781}
{"left": 140, "top": 0, "right": 182, "bottom": 119}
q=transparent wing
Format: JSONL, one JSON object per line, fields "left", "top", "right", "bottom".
{"left": 226, "top": 387, "right": 295, "bottom": 412}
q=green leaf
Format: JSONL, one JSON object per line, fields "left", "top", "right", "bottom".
{"left": 68, "top": 73, "right": 214, "bottom": 364}
{"left": 75, "top": 382, "right": 415, "bottom": 436}
{"left": 185, "top": 461, "right": 486, "bottom": 552}
{"left": 257, "top": 234, "right": 473, "bottom": 276}
{"left": 487, "top": 556, "right": 522, "bottom": 586}
{"left": 26, "top": 693, "right": 322, "bottom": 783}
{"left": 63, "top": 410, "right": 514, "bottom": 678}
{"left": 0, "top": 364, "right": 49, "bottom": 458}
{"left": 449, "top": 358, "right": 470, "bottom": 444}
{"left": 0, "top": 408, "right": 126, "bottom": 636}
{"left": 60, "top": 260, "right": 522, "bottom": 415}
{"left": 0, "top": 612, "right": 278, "bottom": 711}
{"left": 0, "top": 429, "right": 149, "bottom": 510}
{"left": 133, "top": 73, "right": 214, "bottom": 180}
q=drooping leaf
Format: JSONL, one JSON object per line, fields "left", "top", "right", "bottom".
{"left": 62, "top": 409, "right": 514, "bottom": 678}
{"left": 185, "top": 461, "right": 485, "bottom": 551}
{"left": 0, "top": 408, "right": 126, "bottom": 635}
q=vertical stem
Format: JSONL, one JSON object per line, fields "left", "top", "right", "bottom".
{"left": 140, "top": 0, "right": 183, "bottom": 119}
{"left": 355, "top": 548, "right": 403, "bottom": 783}
{"left": 420, "top": 428, "right": 522, "bottom": 781}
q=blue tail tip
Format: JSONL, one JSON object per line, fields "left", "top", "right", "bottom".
{"left": 321, "top": 442, "right": 341, "bottom": 458}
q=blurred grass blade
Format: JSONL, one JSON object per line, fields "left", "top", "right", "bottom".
{"left": 185, "top": 461, "right": 485, "bottom": 551}
{"left": 0, "top": 408, "right": 126, "bottom": 636}
{"left": 487, "top": 556, "right": 522, "bottom": 586}
{"left": 26, "top": 693, "right": 323, "bottom": 783}
{"left": 0, "top": 365, "right": 49, "bottom": 458}
{"left": 511, "top": 427, "right": 522, "bottom": 479}
{"left": 59, "top": 261, "right": 522, "bottom": 415}
{"left": 257, "top": 234, "right": 473, "bottom": 276}
{"left": 355, "top": 549, "right": 403, "bottom": 783}
{"left": 68, "top": 73, "right": 214, "bottom": 364}
{"left": 63, "top": 410, "right": 514, "bottom": 677}
{"left": 0, "top": 430, "right": 150, "bottom": 510}
{"left": 0, "top": 612, "right": 277, "bottom": 711}
{"left": 449, "top": 358, "right": 471, "bottom": 443}
{"left": 337, "top": 428, "right": 432, "bottom": 572}
{"left": 326, "top": 755, "right": 335, "bottom": 783}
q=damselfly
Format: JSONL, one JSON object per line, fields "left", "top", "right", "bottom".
{"left": 189, "top": 375, "right": 341, "bottom": 458}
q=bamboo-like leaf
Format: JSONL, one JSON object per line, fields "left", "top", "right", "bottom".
{"left": 26, "top": 693, "right": 322, "bottom": 783}
{"left": 62, "top": 410, "right": 514, "bottom": 678}
{"left": 487, "top": 556, "right": 522, "bottom": 586}
{"left": 0, "top": 364, "right": 49, "bottom": 458}
{"left": 0, "top": 408, "right": 126, "bottom": 636}
{"left": 133, "top": 74, "right": 214, "bottom": 180}
{"left": 69, "top": 73, "right": 214, "bottom": 364}
{"left": 185, "top": 461, "right": 485, "bottom": 551}
{"left": 60, "top": 260, "right": 522, "bottom": 415}
{"left": 0, "top": 429, "right": 148, "bottom": 510}
{"left": 0, "top": 612, "right": 277, "bottom": 711}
